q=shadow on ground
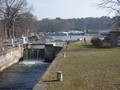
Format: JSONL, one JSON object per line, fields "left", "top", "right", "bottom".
{"left": 42, "top": 79, "right": 58, "bottom": 82}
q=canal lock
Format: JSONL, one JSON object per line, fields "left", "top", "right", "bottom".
{"left": 0, "top": 44, "right": 63, "bottom": 90}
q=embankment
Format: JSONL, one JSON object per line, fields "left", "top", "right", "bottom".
{"left": 0, "top": 48, "right": 22, "bottom": 72}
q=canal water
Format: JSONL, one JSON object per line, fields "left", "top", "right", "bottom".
{"left": 0, "top": 61, "right": 50, "bottom": 90}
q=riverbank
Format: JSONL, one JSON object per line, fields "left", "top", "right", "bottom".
{"left": 33, "top": 40, "right": 120, "bottom": 90}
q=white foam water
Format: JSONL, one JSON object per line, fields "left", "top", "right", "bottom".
{"left": 19, "top": 60, "right": 49, "bottom": 65}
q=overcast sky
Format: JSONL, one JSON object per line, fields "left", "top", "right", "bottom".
{"left": 27, "top": 0, "right": 114, "bottom": 20}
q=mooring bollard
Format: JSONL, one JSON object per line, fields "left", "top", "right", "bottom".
{"left": 63, "top": 52, "right": 66, "bottom": 58}
{"left": 57, "top": 71, "right": 63, "bottom": 81}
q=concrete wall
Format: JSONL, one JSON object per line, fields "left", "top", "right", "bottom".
{"left": 45, "top": 44, "right": 63, "bottom": 62}
{"left": 45, "top": 44, "right": 54, "bottom": 62}
{"left": 110, "top": 33, "right": 118, "bottom": 46}
{"left": 110, "top": 31, "right": 120, "bottom": 47}
{"left": 54, "top": 46, "right": 63, "bottom": 57}
{"left": 0, "top": 48, "right": 22, "bottom": 72}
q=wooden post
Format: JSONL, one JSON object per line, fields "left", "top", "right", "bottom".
{"left": 63, "top": 52, "right": 66, "bottom": 58}
{"left": 57, "top": 71, "right": 63, "bottom": 81}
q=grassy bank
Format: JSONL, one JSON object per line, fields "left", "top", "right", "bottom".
{"left": 42, "top": 41, "right": 120, "bottom": 90}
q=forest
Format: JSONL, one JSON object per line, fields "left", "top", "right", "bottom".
{"left": 0, "top": 16, "right": 117, "bottom": 38}
{"left": 37, "top": 16, "right": 113, "bottom": 33}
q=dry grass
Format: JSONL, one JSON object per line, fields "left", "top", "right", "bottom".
{"left": 43, "top": 41, "right": 120, "bottom": 90}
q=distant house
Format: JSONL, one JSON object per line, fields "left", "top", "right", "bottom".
{"left": 97, "top": 30, "right": 120, "bottom": 47}
{"left": 28, "top": 34, "right": 41, "bottom": 42}
{"left": 110, "top": 31, "right": 120, "bottom": 47}
{"left": 69, "top": 30, "right": 85, "bottom": 35}
{"left": 98, "top": 30, "right": 111, "bottom": 40}
{"left": 98, "top": 30, "right": 111, "bottom": 37}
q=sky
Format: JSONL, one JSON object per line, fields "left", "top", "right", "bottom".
{"left": 27, "top": 0, "right": 114, "bottom": 20}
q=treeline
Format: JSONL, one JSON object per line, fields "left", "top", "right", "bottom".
{"left": 68, "top": 16, "right": 112, "bottom": 30}
{"left": 0, "top": 15, "right": 116, "bottom": 38}
{"left": 0, "top": 0, "right": 119, "bottom": 39}
{"left": 37, "top": 16, "right": 112, "bottom": 33}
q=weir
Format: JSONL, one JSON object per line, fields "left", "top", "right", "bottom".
{"left": 23, "top": 43, "right": 63, "bottom": 62}
{"left": 23, "top": 45, "right": 45, "bottom": 61}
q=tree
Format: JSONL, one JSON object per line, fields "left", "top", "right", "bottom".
{"left": 97, "top": 0, "right": 120, "bottom": 15}
{"left": 97, "top": 0, "right": 120, "bottom": 29}
{"left": 0, "top": 0, "right": 32, "bottom": 38}
{"left": 17, "top": 13, "right": 38, "bottom": 37}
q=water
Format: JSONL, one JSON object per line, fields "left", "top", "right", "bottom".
{"left": 0, "top": 61, "right": 50, "bottom": 90}
{"left": 52, "top": 35, "right": 93, "bottom": 41}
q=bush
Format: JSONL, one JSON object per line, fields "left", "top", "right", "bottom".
{"left": 91, "top": 36, "right": 103, "bottom": 48}
{"left": 91, "top": 36, "right": 98, "bottom": 46}
{"left": 96, "top": 39, "right": 103, "bottom": 48}
{"left": 91, "top": 36, "right": 112, "bottom": 48}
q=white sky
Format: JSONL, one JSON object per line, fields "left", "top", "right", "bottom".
{"left": 27, "top": 0, "right": 114, "bottom": 20}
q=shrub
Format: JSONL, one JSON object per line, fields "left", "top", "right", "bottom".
{"left": 96, "top": 39, "right": 103, "bottom": 48}
{"left": 91, "top": 36, "right": 103, "bottom": 48}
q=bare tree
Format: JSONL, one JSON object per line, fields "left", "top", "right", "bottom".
{"left": 97, "top": 0, "right": 120, "bottom": 29}
{"left": 0, "top": 0, "right": 32, "bottom": 38}
{"left": 97, "top": 0, "right": 120, "bottom": 15}
{"left": 16, "top": 13, "right": 38, "bottom": 37}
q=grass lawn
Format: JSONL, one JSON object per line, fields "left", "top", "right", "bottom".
{"left": 43, "top": 41, "right": 120, "bottom": 90}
